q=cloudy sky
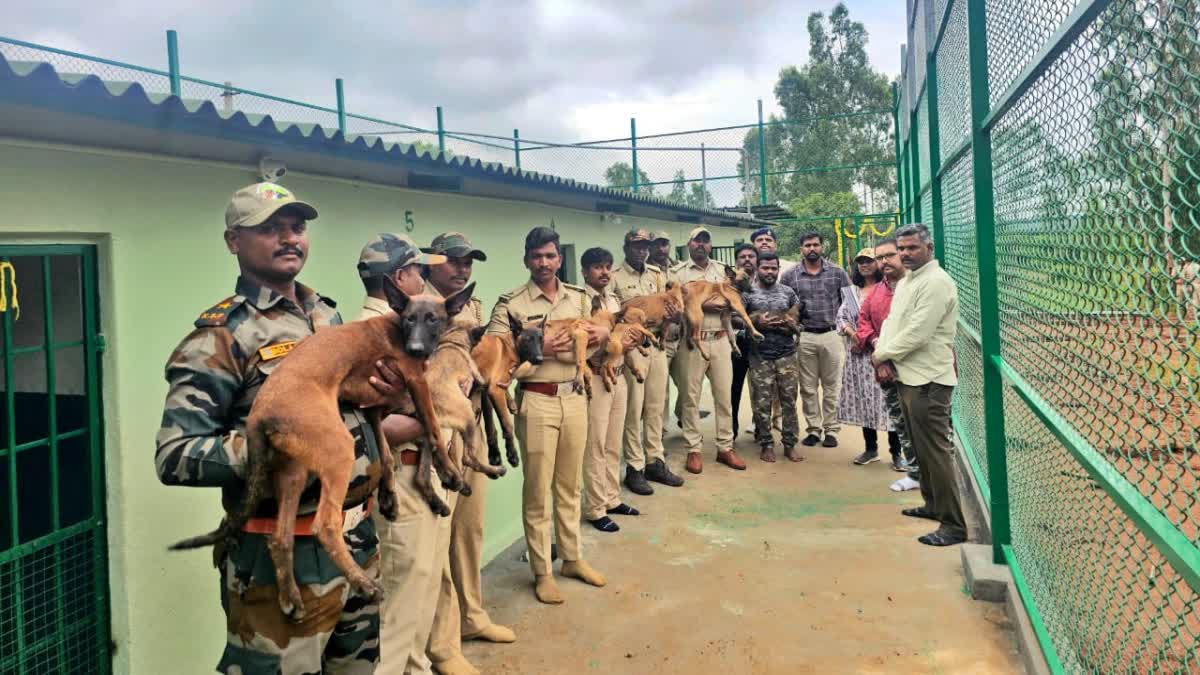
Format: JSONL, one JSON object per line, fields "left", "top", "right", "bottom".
{"left": 6, "top": 1, "right": 905, "bottom": 144}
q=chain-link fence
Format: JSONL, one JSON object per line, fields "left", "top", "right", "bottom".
{"left": 899, "top": 0, "right": 1200, "bottom": 671}
{"left": 1, "top": 33, "right": 897, "bottom": 221}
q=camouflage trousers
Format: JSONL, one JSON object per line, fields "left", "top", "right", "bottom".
{"left": 217, "top": 553, "right": 381, "bottom": 675}
{"left": 882, "top": 381, "right": 917, "bottom": 465}
{"left": 748, "top": 355, "right": 800, "bottom": 449}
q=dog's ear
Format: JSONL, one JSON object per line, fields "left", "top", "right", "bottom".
{"left": 724, "top": 265, "right": 738, "bottom": 283}
{"left": 382, "top": 275, "right": 410, "bottom": 314}
{"left": 443, "top": 282, "right": 476, "bottom": 318}
{"left": 590, "top": 294, "right": 604, "bottom": 316}
{"left": 469, "top": 325, "right": 488, "bottom": 346}
{"left": 508, "top": 312, "right": 524, "bottom": 333}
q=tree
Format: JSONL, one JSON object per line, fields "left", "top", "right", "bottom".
{"left": 740, "top": 3, "right": 895, "bottom": 211}
{"left": 775, "top": 191, "right": 863, "bottom": 257}
{"left": 604, "top": 162, "right": 655, "bottom": 195}
{"left": 666, "top": 170, "right": 716, "bottom": 209}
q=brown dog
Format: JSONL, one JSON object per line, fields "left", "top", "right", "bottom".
{"left": 471, "top": 315, "right": 545, "bottom": 470}
{"left": 749, "top": 303, "right": 803, "bottom": 337}
{"left": 592, "top": 306, "right": 660, "bottom": 390}
{"left": 405, "top": 314, "right": 505, "bottom": 516}
{"left": 542, "top": 295, "right": 618, "bottom": 399}
{"left": 169, "top": 279, "right": 475, "bottom": 621}
{"left": 619, "top": 281, "right": 686, "bottom": 331}
{"left": 680, "top": 267, "right": 763, "bottom": 360}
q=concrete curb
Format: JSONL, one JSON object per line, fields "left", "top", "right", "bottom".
{"left": 953, "top": 445, "right": 1052, "bottom": 675}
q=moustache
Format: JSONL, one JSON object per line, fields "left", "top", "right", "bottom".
{"left": 275, "top": 247, "right": 304, "bottom": 258}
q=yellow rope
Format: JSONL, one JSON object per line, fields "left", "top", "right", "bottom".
{"left": 0, "top": 262, "right": 18, "bottom": 320}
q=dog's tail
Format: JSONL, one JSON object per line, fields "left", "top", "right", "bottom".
{"left": 167, "top": 422, "right": 274, "bottom": 551}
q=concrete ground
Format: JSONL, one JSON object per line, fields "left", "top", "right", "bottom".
{"left": 465, "top": 399, "right": 1022, "bottom": 674}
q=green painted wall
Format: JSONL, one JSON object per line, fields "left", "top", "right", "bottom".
{"left": 0, "top": 140, "right": 753, "bottom": 675}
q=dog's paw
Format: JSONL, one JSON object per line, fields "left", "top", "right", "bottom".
{"left": 460, "top": 483, "right": 473, "bottom": 498}
{"left": 507, "top": 451, "right": 521, "bottom": 469}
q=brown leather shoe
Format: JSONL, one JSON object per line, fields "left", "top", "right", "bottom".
{"left": 685, "top": 452, "right": 703, "bottom": 474}
{"left": 716, "top": 449, "right": 747, "bottom": 470}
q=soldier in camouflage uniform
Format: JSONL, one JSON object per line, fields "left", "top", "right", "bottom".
{"left": 740, "top": 251, "right": 803, "bottom": 462}
{"left": 155, "top": 182, "right": 402, "bottom": 674}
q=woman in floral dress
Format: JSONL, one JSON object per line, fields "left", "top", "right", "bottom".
{"left": 835, "top": 249, "right": 901, "bottom": 468}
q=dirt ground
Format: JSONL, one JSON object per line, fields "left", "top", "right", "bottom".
{"left": 463, "top": 402, "right": 1023, "bottom": 675}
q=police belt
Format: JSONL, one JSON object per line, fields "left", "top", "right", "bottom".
{"left": 520, "top": 381, "right": 581, "bottom": 397}
{"left": 242, "top": 496, "right": 373, "bottom": 536}
{"left": 699, "top": 330, "right": 728, "bottom": 341}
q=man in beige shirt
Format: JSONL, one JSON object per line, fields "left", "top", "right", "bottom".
{"left": 486, "top": 227, "right": 609, "bottom": 604}
{"left": 422, "top": 233, "right": 516, "bottom": 675}
{"left": 580, "top": 247, "right": 644, "bottom": 533}
{"left": 672, "top": 227, "right": 748, "bottom": 474}
{"left": 610, "top": 229, "right": 686, "bottom": 495}
{"left": 355, "top": 233, "right": 452, "bottom": 675}
{"left": 873, "top": 223, "right": 966, "bottom": 547}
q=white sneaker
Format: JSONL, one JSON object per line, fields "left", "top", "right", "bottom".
{"left": 890, "top": 476, "right": 920, "bottom": 492}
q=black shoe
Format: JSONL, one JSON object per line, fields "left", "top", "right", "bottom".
{"left": 822, "top": 434, "right": 839, "bottom": 448}
{"left": 918, "top": 530, "right": 966, "bottom": 546}
{"left": 699, "top": 409, "right": 712, "bottom": 419}
{"left": 589, "top": 516, "right": 620, "bottom": 533}
{"left": 607, "top": 503, "right": 641, "bottom": 516}
{"left": 801, "top": 434, "right": 821, "bottom": 446}
{"left": 645, "top": 458, "right": 685, "bottom": 487}
{"left": 890, "top": 455, "right": 909, "bottom": 472}
{"left": 852, "top": 450, "right": 879, "bottom": 465}
{"left": 624, "top": 467, "right": 654, "bottom": 496}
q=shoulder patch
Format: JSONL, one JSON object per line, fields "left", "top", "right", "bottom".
{"left": 645, "top": 263, "right": 661, "bottom": 273}
{"left": 562, "top": 282, "right": 588, "bottom": 293}
{"left": 194, "top": 296, "right": 245, "bottom": 327}
{"left": 319, "top": 294, "right": 338, "bottom": 309}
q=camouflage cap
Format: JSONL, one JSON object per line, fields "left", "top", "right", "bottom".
{"left": 624, "top": 228, "right": 653, "bottom": 244}
{"left": 688, "top": 226, "right": 712, "bottom": 242}
{"left": 422, "top": 231, "right": 487, "bottom": 261}
{"left": 225, "top": 182, "right": 318, "bottom": 229}
{"left": 652, "top": 230, "right": 671, "bottom": 243}
{"left": 855, "top": 247, "right": 877, "bottom": 261}
{"left": 357, "top": 233, "right": 446, "bottom": 279}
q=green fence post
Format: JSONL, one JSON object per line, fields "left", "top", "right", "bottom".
{"left": 513, "top": 129, "right": 521, "bottom": 170}
{"left": 966, "top": 0, "right": 1011, "bottom": 564}
{"left": 925, "top": 20, "right": 945, "bottom": 261}
{"left": 909, "top": 105, "right": 922, "bottom": 223}
{"left": 166, "top": 29, "right": 180, "bottom": 97}
{"left": 436, "top": 106, "right": 445, "bottom": 156}
{"left": 893, "top": 82, "right": 904, "bottom": 220}
{"left": 335, "top": 78, "right": 346, "bottom": 137}
{"left": 757, "top": 99, "right": 769, "bottom": 205}
{"left": 630, "top": 117, "right": 639, "bottom": 193}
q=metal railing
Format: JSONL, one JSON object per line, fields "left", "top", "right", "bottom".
{"left": 0, "top": 30, "right": 896, "bottom": 217}
{"left": 898, "top": 0, "right": 1200, "bottom": 672}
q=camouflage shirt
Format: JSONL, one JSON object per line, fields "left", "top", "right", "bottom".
{"left": 155, "top": 275, "right": 381, "bottom": 586}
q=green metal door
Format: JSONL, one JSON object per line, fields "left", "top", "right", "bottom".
{"left": 0, "top": 245, "right": 109, "bottom": 674}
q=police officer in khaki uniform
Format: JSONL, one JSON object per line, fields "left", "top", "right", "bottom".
{"left": 672, "top": 226, "right": 748, "bottom": 474}
{"left": 611, "top": 229, "right": 686, "bottom": 495}
{"left": 486, "top": 227, "right": 608, "bottom": 604}
{"left": 356, "top": 233, "right": 454, "bottom": 675}
{"left": 423, "top": 233, "right": 516, "bottom": 675}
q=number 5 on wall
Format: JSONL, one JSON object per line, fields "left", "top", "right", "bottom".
{"left": 404, "top": 210, "right": 415, "bottom": 232}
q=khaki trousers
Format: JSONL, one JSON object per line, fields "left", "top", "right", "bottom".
{"left": 375, "top": 456, "right": 453, "bottom": 675}
{"left": 797, "top": 331, "right": 846, "bottom": 436}
{"left": 623, "top": 346, "right": 668, "bottom": 471}
{"left": 515, "top": 389, "right": 588, "bottom": 576}
{"left": 899, "top": 383, "right": 966, "bottom": 537}
{"left": 426, "top": 463, "right": 495, "bottom": 665}
{"left": 680, "top": 337, "right": 734, "bottom": 453}
{"left": 584, "top": 370, "right": 628, "bottom": 520}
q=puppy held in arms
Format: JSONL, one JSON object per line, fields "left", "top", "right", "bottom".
{"left": 168, "top": 278, "right": 475, "bottom": 622}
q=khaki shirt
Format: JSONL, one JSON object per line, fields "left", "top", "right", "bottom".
{"left": 672, "top": 258, "right": 730, "bottom": 331}
{"left": 875, "top": 260, "right": 958, "bottom": 386}
{"left": 584, "top": 284, "right": 621, "bottom": 315}
{"left": 610, "top": 261, "right": 667, "bottom": 304}
{"left": 486, "top": 279, "right": 590, "bottom": 383}
{"left": 422, "top": 279, "right": 484, "bottom": 328}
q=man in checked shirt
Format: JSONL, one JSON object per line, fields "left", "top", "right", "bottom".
{"left": 780, "top": 230, "right": 852, "bottom": 449}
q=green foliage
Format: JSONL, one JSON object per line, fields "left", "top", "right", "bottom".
{"left": 666, "top": 170, "right": 716, "bottom": 209}
{"left": 740, "top": 3, "right": 895, "bottom": 211}
{"left": 603, "top": 161, "right": 655, "bottom": 196}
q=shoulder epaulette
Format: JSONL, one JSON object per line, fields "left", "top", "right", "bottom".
{"left": 645, "top": 263, "right": 662, "bottom": 273}
{"left": 319, "top": 294, "right": 338, "bottom": 309}
{"left": 562, "top": 282, "right": 588, "bottom": 293}
{"left": 670, "top": 261, "right": 687, "bottom": 273}
{"left": 194, "top": 295, "right": 245, "bottom": 327}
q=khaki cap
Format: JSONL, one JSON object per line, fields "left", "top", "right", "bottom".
{"left": 855, "top": 247, "right": 876, "bottom": 261}
{"left": 624, "top": 228, "right": 653, "bottom": 244}
{"left": 423, "top": 231, "right": 487, "bottom": 261}
{"left": 653, "top": 230, "right": 671, "bottom": 242}
{"left": 224, "top": 182, "right": 318, "bottom": 229}
{"left": 688, "top": 226, "right": 712, "bottom": 241}
{"left": 357, "top": 233, "right": 446, "bottom": 279}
